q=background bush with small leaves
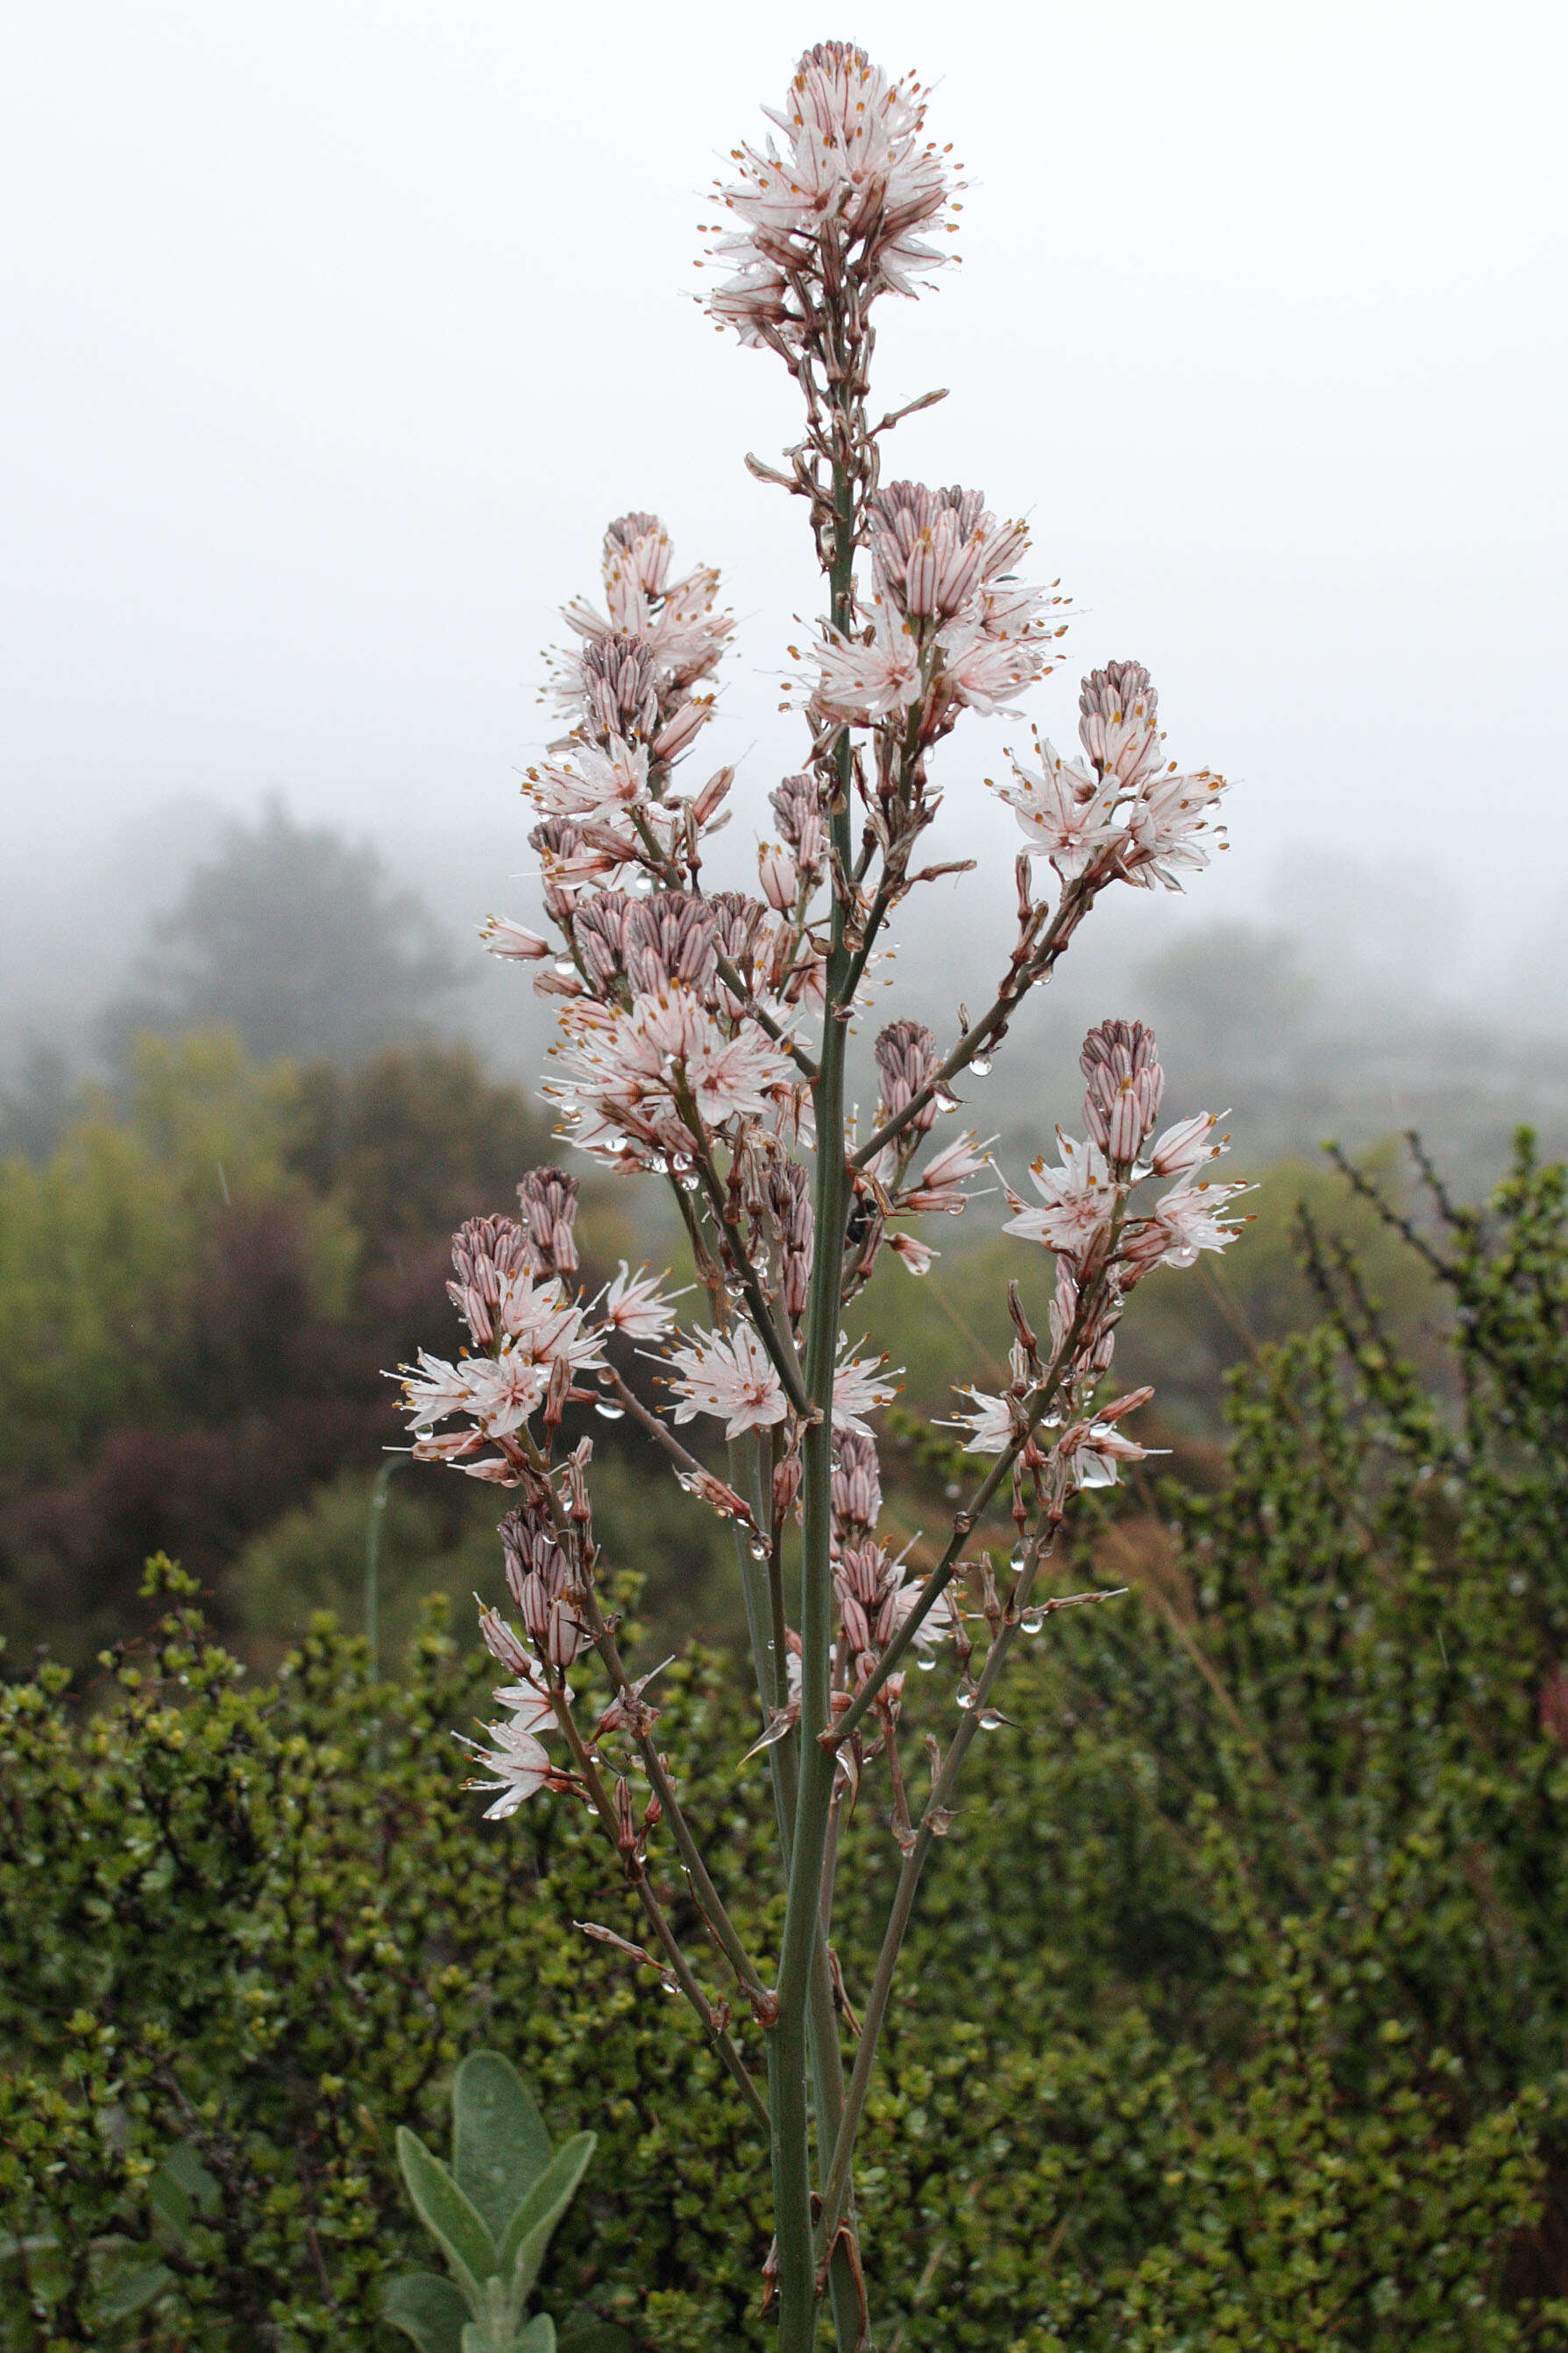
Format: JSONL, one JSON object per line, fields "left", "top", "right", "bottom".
{"left": 4, "top": 1134, "right": 1568, "bottom": 2351}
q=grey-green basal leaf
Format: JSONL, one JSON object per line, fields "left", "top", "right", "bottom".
{"left": 382, "top": 2270, "right": 472, "bottom": 2353}
{"left": 499, "top": 2131, "right": 597, "bottom": 2304}
{"left": 452, "top": 2050, "right": 555, "bottom": 2237}
{"left": 395, "top": 2126, "right": 497, "bottom": 2310}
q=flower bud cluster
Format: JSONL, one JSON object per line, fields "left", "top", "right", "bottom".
{"left": 500, "top": 1491, "right": 590, "bottom": 1669}
{"left": 873, "top": 1019, "right": 940, "bottom": 1140}
{"left": 1079, "top": 1020, "right": 1165, "bottom": 1169}
{"left": 516, "top": 1169, "right": 581, "bottom": 1276}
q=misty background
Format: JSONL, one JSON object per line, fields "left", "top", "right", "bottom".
{"left": 4, "top": 0, "right": 1566, "bottom": 1162}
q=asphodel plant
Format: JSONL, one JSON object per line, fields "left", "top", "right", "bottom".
{"left": 395, "top": 41, "right": 1246, "bottom": 2351}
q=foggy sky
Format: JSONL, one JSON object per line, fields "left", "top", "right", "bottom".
{"left": 4, "top": 0, "right": 1566, "bottom": 1049}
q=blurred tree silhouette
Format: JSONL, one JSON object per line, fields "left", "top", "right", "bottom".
{"left": 1137, "top": 921, "right": 1314, "bottom": 1093}
{"left": 0, "top": 1040, "right": 77, "bottom": 1163}
{"left": 286, "top": 1043, "right": 557, "bottom": 1269}
{"left": 102, "top": 797, "right": 465, "bottom": 1067}
{"left": 0, "top": 1034, "right": 561, "bottom": 1664}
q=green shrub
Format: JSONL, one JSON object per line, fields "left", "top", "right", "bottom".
{"left": 4, "top": 1135, "right": 1567, "bottom": 2349}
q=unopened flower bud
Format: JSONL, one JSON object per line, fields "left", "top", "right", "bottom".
{"left": 1080, "top": 1020, "right": 1164, "bottom": 1166}
{"left": 758, "top": 842, "right": 799, "bottom": 913}
{"left": 652, "top": 696, "right": 713, "bottom": 762}
{"left": 581, "top": 633, "right": 660, "bottom": 743}
{"left": 573, "top": 891, "right": 631, "bottom": 988}
{"left": 769, "top": 774, "right": 826, "bottom": 874}
{"left": 1077, "top": 659, "right": 1160, "bottom": 787}
{"left": 874, "top": 1019, "right": 940, "bottom": 1139}
{"left": 516, "top": 1571, "right": 553, "bottom": 1643}
{"left": 449, "top": 1215, "right": 532, "bottom": 1344}
{"left": 546, "top": 1594, "right": 587, "bottom": 1668}
{"left": 499, "top": 1505, "right": 571, "bottom": 1611}
{"left": 603, "top": 510, "right": 671, "bottom": 599}
{"left": 872, "top": 482, "right": 990, "bottom": 621}
{"left": 624, "top": 890, "right": 719, "bottom": 999}
{"left": 773, "top": 1443, "right": 803, "bottom": 1518}
{"left": 840, "top": 1589, "right": 873, "bottom": 1657}
{"left": 517, "top": 1168, "right": 581, "bottom": 1275}
{"left": 832, "top": 1429, "right": 883, "bottom": 1541}
{"left": 708, "top": 889, "right": 767, "bottom": 975}
{"left": 477, "top": 1603, "right": 534, "bottom": 1678}
{"left": 692, "top": 764, "right": 735, "bottom": 826}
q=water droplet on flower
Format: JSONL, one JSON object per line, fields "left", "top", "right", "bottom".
{"left": 916, "top": 1653, "right": 937, "bottom": 1671}
{"left": 650, "top": 1155, "right": 670, "bottom": 1174}
{"left": 749, "top": 1539, "right": 770, "bottom": 1560}
{"left": 660, "top": 1973, "right": 679, "bottom": 1994}
{"left": 555, "top": 959, "right": 576, "bottom": 977}
{"left": 595, "top": 1403, "right": 625, "bottom": 1421}
{"left": 933, "top": 1089, "right": 959, "bottom": 1113}
{"left": 584, "top": 1803, "right": 599, "bottom": 1816}
{"left": 1020, "top": 1609, "right": 1045, "bottom": 1635}
{"left": 956, "top": 1689, "right": 977, "bottom": 1710}
{"left": 977, "top": 1708, "right": 1004, "bottom": 1731}
{"left": 970, "top": 1056, "right": 992, "bottom": 1077}
{"left": 679, "top": 1172, "right": 701, "bottom": 1191}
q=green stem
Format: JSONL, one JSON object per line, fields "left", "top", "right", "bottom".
{"left": 364, "top": 1457, "right": 399, "bottom": 1680}
{"left": 828, "top": 1289, "right": 1097, "bottom": 1751}
{"left": 850, "top": 875, "right": 1095, "bottom": 1169}
{"left": 817, "top": 1539, "right": 1052, "bottom": 2244}
{"left": 773, "top": 431, "right": 860, "bottom": 2353}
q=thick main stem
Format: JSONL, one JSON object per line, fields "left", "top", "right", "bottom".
{"left": 772, "top": 425, "right": 860, "bottom": 2353}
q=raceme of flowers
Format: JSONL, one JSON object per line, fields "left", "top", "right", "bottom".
{"left": 944, "top": 1020, "right": 1247, "bottom": 1506}
{"left": 702, "top": 40, "right": 961, "bottom": 347}
{"left": 997, "top": 658, "right": 1229, "bottom": 891}
{"left": 391, "top": 40, "right": 1249, "bottom": 2349}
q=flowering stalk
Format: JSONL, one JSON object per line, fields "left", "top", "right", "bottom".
{"left": 401, "top": 41, "right": 1248, "bottom": 2350}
